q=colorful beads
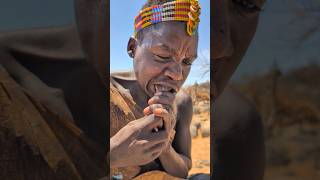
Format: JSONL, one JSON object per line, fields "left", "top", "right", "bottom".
{"left": 134, "top": 0, "right": 201, "bottom": 37}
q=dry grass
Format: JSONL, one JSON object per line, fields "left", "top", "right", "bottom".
{"left": 233, "top": 64, "right": 320, "bottom": 180}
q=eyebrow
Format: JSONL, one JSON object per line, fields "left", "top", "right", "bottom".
{"left": 153, "top": 43, "right": 177, "bottom": 54}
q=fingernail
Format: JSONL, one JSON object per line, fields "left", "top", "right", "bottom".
{"left": 154, "top": 108, "right": 163, "bottom": 115}
{"left": 148, "top": 98, "right": 154, "bottom": 105}
{"left": 143, "top": 107, "right": 150, "bottom": 114}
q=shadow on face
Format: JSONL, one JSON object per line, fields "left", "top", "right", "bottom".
{"left": 127, "top": 22, "right": 199, "bottom": 97}
{"left": 212, "top": 0, "right": 266, "bottom": 99}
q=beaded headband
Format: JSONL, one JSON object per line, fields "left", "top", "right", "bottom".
{"left": 134, "top": 0, "right": 201, "bottom": 37}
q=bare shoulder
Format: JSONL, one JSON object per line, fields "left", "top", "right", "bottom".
{"left": 175, "top": 90, "right": 192, "bottom": 107}
{"left": 175, "top": 90, "right": 193, "bottom": 125}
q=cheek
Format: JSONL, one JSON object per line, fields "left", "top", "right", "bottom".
{"left": 134, "top": 52, "right": 163, "bottom": 83}
{"left": 183, "top": 66, "right": 191, "bottom": 78}
{"left": 179, "top": 66, "right": 191, "bottom": 85}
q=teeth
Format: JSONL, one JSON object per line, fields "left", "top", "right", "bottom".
{"left": 154, "top": 84, "right": 174, "bottom": 93}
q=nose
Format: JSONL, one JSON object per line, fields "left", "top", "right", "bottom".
{"left": 164, "top": 62, "right": 183, "bottom": 81}
{"left": 213, "top": 0, "right": 234, "bottom": 59}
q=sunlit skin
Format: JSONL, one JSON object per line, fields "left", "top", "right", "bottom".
{"left": 0, "top": 0, "right": 198, "bottom": 178}
{"left": 0, "top": 0, "right": 267, "bottom": 179}
{"left": 110, "top": 22, "right": 198, "bottom": 178}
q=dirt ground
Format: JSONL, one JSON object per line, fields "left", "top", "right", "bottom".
{"left": 184, "top": 83, "right": 211, "bottom": 176}
{"left": 189, "top": 136, "right": 210, "bottom": 175}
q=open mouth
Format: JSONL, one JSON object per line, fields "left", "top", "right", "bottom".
{"left": 154, "top": 84, "right": 178, "bottom": 94}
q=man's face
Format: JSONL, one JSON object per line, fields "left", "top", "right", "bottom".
{"left": 129, "top": 22, "right": 198, "bottom": 97}
{"left": 212, "top": 0, "right": 265, "bottom": 98}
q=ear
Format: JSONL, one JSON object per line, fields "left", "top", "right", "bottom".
{"left": 127, "top": 37, "right": 137, "bottom": 58}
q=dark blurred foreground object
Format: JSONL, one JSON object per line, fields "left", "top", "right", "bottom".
{"left": 0, "top": 65, "right": 108, "bottom": 179}
{"left": 235, "top": 64, "right": 320, "bottom": 180}
{"left": 213, "top": 87, "right": 266, "bottom": 180}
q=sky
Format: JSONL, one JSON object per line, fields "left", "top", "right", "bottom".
{"left": 110, "top": 0, "right": 210, "bottom": 86}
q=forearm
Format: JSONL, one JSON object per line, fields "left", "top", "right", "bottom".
{"left": 109, "top": 136, "right": 120, "bottom": 168}
{"left": 159, "top": 145, "right": 191, "bottom": 178}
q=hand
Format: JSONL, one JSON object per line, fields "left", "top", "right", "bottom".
{"left": 143, "top": 91, "right": 177, "bottom": 133}
{"left": 110, "top": 114, "right": 169, "bottom": 168}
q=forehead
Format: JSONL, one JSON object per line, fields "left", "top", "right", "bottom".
{"left": 141, "top": 22, "right": 198, "bottom": 52}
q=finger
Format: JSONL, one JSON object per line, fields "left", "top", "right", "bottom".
{"left": 145, "top": 129, "right": 169, "bottom": 145}
{"left": 148, "top": 95, "right": 174, "bottom": 106}
{"left": 144, "top": 107, "right": 168, "bottom": 118}
{"left": 143, "top": 104, "right": 166, "bottom": 115}
{"left": 142, "top": 114, "right": 165, "bottom": 130}
{"left": 146, "top": 107, "right": 174, "bottom": 130}
{"left": 152, "top": 108, "right": 172, "bottom": 128}
{"left": 144, "top": 142, "right": 166, "bottom": 155}
{"left": 151, "top": 151, "right": 162, "bottom": 160}
{"left": 153, "top": 108, "right": 169, "bottom": 119}
{"left": 154, "top": 91, "right": 176, "bottom": 99}
{"left": 136, "top": 114, "right": 162, "bottom": 129}
{"left": 150, "top": 117, "right": 163, "bottom": 132}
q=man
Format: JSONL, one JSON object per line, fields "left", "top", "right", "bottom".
{"left": 0, "top": 0, "right": 201, "bottom": 179}
{"left": 212, "top": 0, "right": 266, "bottom": 180}
{"left": 110, "top": 0, "right": 202, "bottom": 179}
{"left": 0, "top": 0, "right": 266, "bottom": 180}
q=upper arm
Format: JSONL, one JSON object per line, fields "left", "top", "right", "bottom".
{"left": 172, "top": 91, "right": 193, "bottom": 161}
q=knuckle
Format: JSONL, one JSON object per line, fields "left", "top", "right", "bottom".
{"left": 137, "top": 140, "right": 148, "bottom": 146}
{"left": 151, "top": 104, "right": 161, "bottom": 109}
{"left": 149, "top": 114, "right": 156, "bottom": 119}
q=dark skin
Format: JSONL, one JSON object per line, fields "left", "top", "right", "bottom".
{"left": 0, "top": 0, "right": 266, "bottom": 179}
{"left": 0, "top": 0, "right": 195, "bottom": 178}
{"left": 0, "top": 0, "right": 174, "bottom": 169}
{"left": 213, "top": 0, "right": 266, "bottom": 180}
{"left": 212, "top": 0, "right": 266, "bottom": 98}
{"left": 111, "top": 22, "right": 198, "bottom": 178}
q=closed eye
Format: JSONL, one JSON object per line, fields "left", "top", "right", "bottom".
{"left": 154, "top": 54, "right": 172, "bottom": 63}
{"left": 156, "top": 54, "right": 170, "bottom": 59}
{"left": 183, "top": 58, "right": 193, "bottom": 66}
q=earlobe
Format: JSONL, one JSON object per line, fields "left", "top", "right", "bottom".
{"left": 127, "top": 37, "right": 137, "bottom": 58}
